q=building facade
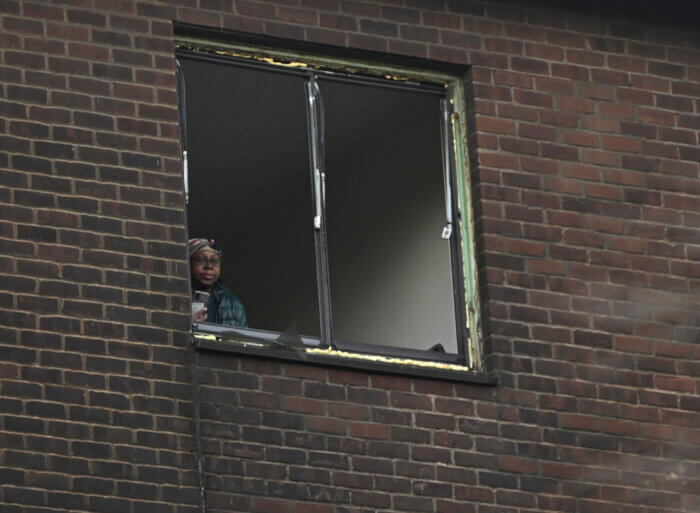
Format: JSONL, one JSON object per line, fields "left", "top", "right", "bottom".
{"left": 0, "top": 1, "right": 698, "bottom": 512}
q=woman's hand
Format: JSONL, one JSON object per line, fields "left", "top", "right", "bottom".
{"left": 193, "top": 308, "right": 207, "bottom": 323}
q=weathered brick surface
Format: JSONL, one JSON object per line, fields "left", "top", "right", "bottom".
{"left": 1, "top": 1, "right": 698, "bottom": 512}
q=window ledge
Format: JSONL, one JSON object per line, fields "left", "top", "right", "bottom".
{"left": 192, "top": 334, "right": 497, "bottom": 385}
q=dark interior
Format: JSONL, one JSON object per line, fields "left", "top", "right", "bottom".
{"left": 181, "top": 56, "right": 458, "bottom": 353}
{"left": 181, "top": 57, "right": 321, "bottom": 338}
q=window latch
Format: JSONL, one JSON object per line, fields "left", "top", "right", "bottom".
{"left": 441, "top": 224, "right": 452, "bottom": 239}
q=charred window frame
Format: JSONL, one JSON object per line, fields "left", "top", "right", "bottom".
{"left": 176, "top": 38, "right": 483, "bottom": 372}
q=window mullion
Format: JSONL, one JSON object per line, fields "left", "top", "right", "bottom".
{"left": 305, "top": 72, "right": 334, "bottom": 347}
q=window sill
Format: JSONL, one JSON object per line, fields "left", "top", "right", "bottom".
{"left": 192, "top": 333, "right": 497, "bottom": 385}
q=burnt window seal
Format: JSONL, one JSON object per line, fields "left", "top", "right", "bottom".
{"left": 174, "top": 23, "right": 468, "bottom": 77}
{"left": 192, "top": 331, "right": 497, "bottom": 385}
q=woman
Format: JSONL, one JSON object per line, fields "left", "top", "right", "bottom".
{"left": 189, "top": 238, "right": 248, "bottom": 327}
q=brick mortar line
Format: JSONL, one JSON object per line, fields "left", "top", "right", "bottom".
{"left": 3, "top": 184, "right": 181, "bottom": 200}
{"left": 1, "top": 199, "right": 183, "bottom": 214}
{"left": 1, "top": 410, "right": 199, "bottom": 422}
{"left": 2, "top": 150, "right": 182, "bottom": 166}
{"left": 1, "top": 261, "right": 188, "bottom": 273}
{"left": 0, "top": 96, "right": 180, "bottom": 113}
{"left": 0, "top": 205, "right": 186, "bottom": 221}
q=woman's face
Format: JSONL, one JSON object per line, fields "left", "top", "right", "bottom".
{"left": 190, "top": 249, "right": 221, "bottom": 291}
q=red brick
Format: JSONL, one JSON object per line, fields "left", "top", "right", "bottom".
{"left": 493, "top": 70, "right": 533, "bottom": 89}
{"left": 547, "top": 29, "right": 587, "bottom": 48}
{"left": 518, "top": 123, "right": 556, "bottom": 141}
{"left": 350, "top": 422, "right": 389, "bottom": 440}
{"left": 476, "top": 116, "right": 516, "bottom": 135}
{"left": 484, "top": 37, "right": 523, "bottom": 54}
{"left": 525, "top": 43, "right": 564, "bottom": 61}
{"left": 586, "top": 183, "right": 622, "bottom": 201}
{"left": 655, "top": 375, "right": 694, "bottom": 393}
{"left": 397, "top": 24, "right": 437, "bottom": 43}
{"left": 579, "top": 84, "right": 615, "bottom": 102}
{"left": 561, "top": 130, "right": 598, "bottom": 148}
{"left": 541, "top": 462, "right": 580, "bottom": 479}
{"left": 582, "top": 149, "right": 619, "bottom": 167}
{"left": 556, "top": 95, "right": 593, "bottom": 113}
{"left": 559, "top": 165, "right": 597, "bottom": 186}
{"left": 601, "top": 135, "right": 639, "bottom": 152}
{"left": 422, "top": 11, "right": 460, "bottom": 30}
{"left": 567, "top": 48, "right": 604, "bottom": 66}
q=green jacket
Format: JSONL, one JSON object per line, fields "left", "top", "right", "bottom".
{"left": 211, "top": 281, "right": 248, "bottom": 327}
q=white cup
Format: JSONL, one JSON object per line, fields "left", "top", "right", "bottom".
{"left": 191, "top": 291, "right": 210, "bottom": 323}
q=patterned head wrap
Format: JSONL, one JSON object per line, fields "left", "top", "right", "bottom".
{"left": 188, "top": 238, "right": 223, "bottom": 258}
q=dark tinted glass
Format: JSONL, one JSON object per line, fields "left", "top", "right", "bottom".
{"left": 181, "top": 58, "right": 320, "bottom": 337}
{"left": 321, "top": 79, "right": 458, "bottom": 353}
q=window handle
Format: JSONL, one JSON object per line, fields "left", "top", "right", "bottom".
{"left": 182, "top": 150, "right": 189, "bottom": 204}
{"left": 440, "top": 98, "right": 454, "bottom": 240}
{"left": 313, "top": 168, "right": 322, "bottom": 229}
{"left": 307, "top": 76, "right": 324, "bottom": 230}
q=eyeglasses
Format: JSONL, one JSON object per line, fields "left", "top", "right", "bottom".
{"left": 192, "top": 256, "right": 220, "bottom": 267}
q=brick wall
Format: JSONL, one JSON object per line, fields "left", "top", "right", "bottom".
{"left": 1, "top": 1, "right": 698, "bottom": 512}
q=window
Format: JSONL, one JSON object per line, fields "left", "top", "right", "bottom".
{"left": 176, "top": 39, "right": 481, "bottom": 369}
